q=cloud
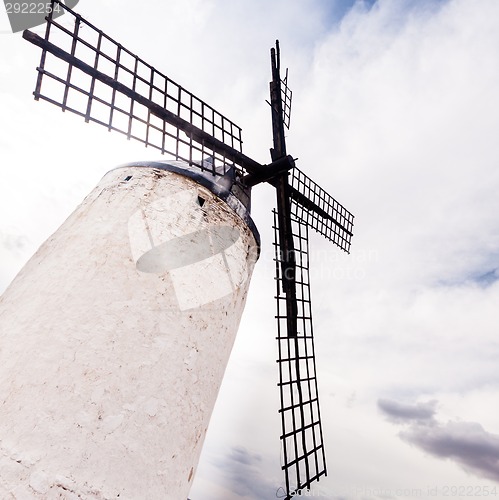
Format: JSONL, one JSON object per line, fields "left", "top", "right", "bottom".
{"left": 212, "top": 446, "right": 279, "bottom": 500}
{"left": 0, "top": 230, "right": 31, "bottom": 293}
{"left": 297, "top": 0, "right": 499, "bottom": 295}
{"left": 403, "top": 421, "right": 499, "bottom": 483}
{"left": 0, "top": 230, "right": 28, "bottom": 255}
{"left": 467, "top": 269, "right": 499, "bottom": 288}
{"left": 379, "top": 398, "right": 499, "bottom": 483}
{"left": 377, "top": 398, "right": 437, "bottom": 423}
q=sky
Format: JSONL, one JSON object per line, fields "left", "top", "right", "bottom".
{"left": 1, "top": 0, "right": 499, "bottom": 498}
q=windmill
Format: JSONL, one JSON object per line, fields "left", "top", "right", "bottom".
{"left": 2, "top": 1, "right": 354, "bottom": 498}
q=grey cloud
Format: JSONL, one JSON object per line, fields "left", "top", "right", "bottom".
{"left": 438, "top": 267, "right": 499, "bottom": 289}
{"left": 402, "top": 420, "right": 499, "bottom": 482}
{"left": 380, "top": 398, "right": 499, "bottom": 483}
{"left": 229, "top": 446, "right": 262, "bottom": 467}
{"left": 1, "top": 231, "right": 29, "bottom": 255}
{"left": 377, "top": 398, "right": 437, "bottom": 423}
{"left": 472, "top": 269, "right": 499, "bottom": 288}
{"left": 213, "top": 446, "right": 278, "bottom": 499}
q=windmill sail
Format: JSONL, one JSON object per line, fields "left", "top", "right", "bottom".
{"left": 290, "top": 168, "right": 354, "bottom": 253}
{"left": 273, "top": 184, "right": 352, "bottom": 497}
{"left": 268, "top": 42, "right": 354, "bottom": 498}
{"left": 273, "top": 210, "right": 327, "bottom": 497}
{"left": 22, "top": 0, "right": 264, "bottom": 176}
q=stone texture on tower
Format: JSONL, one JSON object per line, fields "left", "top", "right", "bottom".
{"left": 0, "top": 162, "right": 259, "bottom": 499}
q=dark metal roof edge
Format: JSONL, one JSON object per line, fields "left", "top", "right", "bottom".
{"left": 110, "top": 160, "right": 261, "bottom": 253}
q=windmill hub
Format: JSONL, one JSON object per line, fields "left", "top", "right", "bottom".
{"left": 243, "top": 154, "right": 296, "bottom": 187}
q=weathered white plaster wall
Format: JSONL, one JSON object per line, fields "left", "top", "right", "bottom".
{"left": 0, "top": 166, "right": 259, "bottom": 499}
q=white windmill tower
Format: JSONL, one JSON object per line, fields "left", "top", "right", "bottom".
{"left": 0, "top": 2, "right": 354, "bottom": 499}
